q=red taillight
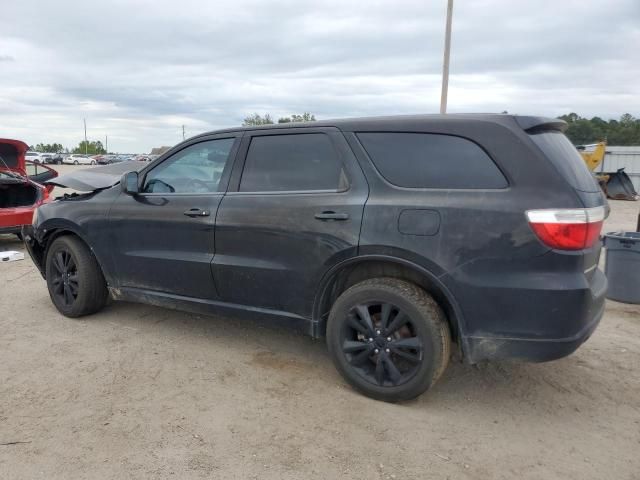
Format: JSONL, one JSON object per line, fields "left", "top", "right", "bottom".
{"left": 526, "top": 206, "right": 606, "bottom": 250}
{"left": 40, "top": 186, "right": 51, "bottom": 203}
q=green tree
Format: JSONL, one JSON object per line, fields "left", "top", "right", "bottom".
{"left": 278, "top": 112, "right": 316, "bottom": 123}
{"left": 72, "top": 140, "right": 106, "bottom": 155}
{"left": 242, "top": 113, "right": 274, "bottom": 126}
{"left": 559, "top": 113, "right": 640, "bottom": 146}
{"left": 619, "top": 113, "right": 636, "bottom": 127}
{"left": 35, "top": 143, "right": 64, "bottom": 153}
{"left": 243, "top": 112, "right": 317, "bottom": 125}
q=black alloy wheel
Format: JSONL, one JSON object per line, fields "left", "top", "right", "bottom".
{"left": 45, "top": 235, "right": 109, "bottom": 317}
{"left": 49, "top": 248, "right": 79, "bottom": 307}
{"left": 341, "top": 302, "right": 423, "bottom": 387}
{"left": 327, "top": 278, "right": 450, "bottom": 402}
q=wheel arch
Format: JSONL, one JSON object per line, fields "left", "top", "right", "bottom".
{"left": 313, "top": 255, "right": 466, "bottom": 349}
{"left": 38, "top": 226, "right": 110, "bottom": 286}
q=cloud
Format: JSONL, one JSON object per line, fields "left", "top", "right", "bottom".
{"left": 0, "top": 0, "right": 638, "bottom": 152}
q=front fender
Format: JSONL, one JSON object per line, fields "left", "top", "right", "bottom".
{"left": 27, "top": 197, "right": 115, "bottom": 285}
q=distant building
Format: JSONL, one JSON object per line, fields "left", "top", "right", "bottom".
{"left": 150, "top": 146, "right": 171, "bottom": 155}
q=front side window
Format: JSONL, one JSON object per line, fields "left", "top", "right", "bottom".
{"left": 143, "top": 138, "right": 235, "bottom": 194}
{"left": 239, "top": 133, "right": 348, "bottom": 192}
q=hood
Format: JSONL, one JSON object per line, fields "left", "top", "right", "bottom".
{"left": 0, "top": 138, "right": 28, "bottom": 175}
{"left": 46, "top": 160, "right": 147, "bottom": 191}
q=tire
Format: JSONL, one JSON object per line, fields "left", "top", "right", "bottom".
{"left": 74, "top": 160, "right": 79, "bottom": 165}
{"left": 327, "top": 278, "right": 451, "bottom": 402}
{"left": 45, "top": 235, "right": 108, "bottom": 317}
{"left": 15, "top": 232, "right": 23, "bottom": 241}
{"left": 91, "top": 160, "right": 96, "bottom": 165}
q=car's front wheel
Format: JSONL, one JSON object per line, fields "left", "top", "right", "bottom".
{"left": 45, "top": 236, "right": 108, "bottom": 317}
{"left": 327, "top": 278, "right": 451, "bottom": 402}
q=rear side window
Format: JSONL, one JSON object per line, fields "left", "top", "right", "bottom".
{"left": 357, "top": 133, "right": 507, "bottom": 189}
{"left": 240, "top": 133, "right": 347, "bottom": 192}
{"left": 529, "top": 131, "right": 600, "bottom": 192}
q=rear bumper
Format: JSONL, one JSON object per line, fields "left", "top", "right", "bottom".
{"left": 454, "top": 268, "right": 607, "bottom": 363}
{"left": 464, "top": 299, "right": 604, "bottom": 363}
{"left": 0, "top": 208, "right": 34, "bottom": 234}
{"left": 0, "top": 225, "right": 22, "bottom": 234}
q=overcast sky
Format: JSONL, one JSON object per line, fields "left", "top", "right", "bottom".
{"left": 1, "top": 0, "right": 639, "bottom": 153}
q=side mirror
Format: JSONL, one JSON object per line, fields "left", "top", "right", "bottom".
{"left": 121, "top": 171, "right": 139, "bottom": 195}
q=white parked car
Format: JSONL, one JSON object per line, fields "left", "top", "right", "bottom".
{"left": 25, "top": 151, "right": 45, "bottom": 163}
{"left": 63, "top": 154, "right": 96, "bottom": 165}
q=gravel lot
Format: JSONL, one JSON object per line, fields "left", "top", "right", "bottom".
{"left": 1, "top": 171, "right": 639, "bottom": 479}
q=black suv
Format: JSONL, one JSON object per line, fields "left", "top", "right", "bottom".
{"left": 23, "top": 114, "right": 608, "bottom": 401}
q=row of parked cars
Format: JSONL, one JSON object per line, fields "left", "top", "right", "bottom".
{"left": 25, "top": 152, "right": 158, "bottom": 165}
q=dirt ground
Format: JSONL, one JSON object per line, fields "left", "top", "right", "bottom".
{"left": 1, "top": 178, "right": 639, "bottom": 479}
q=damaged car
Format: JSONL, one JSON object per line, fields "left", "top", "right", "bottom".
{"left": 1, "top": 138, "right": 57, "bottom": 238}
{"left": 22, "top": 114, "right": 608, "bottom": 402}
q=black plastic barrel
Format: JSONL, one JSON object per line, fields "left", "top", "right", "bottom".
{"left": 604, "top": 232, "right": 640, "bottom": 304}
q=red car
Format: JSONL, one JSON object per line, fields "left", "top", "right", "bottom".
{"left": 1, "top": 138, "right": 58, "bottom": 239}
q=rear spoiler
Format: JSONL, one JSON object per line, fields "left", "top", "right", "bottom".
{"left": 515, "top": 116, "right": 567, "bottom": 133}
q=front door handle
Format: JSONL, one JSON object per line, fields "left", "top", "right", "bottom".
{"left": 183, "top": 208, "right": 210, "bottom": 218}
{"left": 314, "top": 211, "right": 349, "bottom": 221}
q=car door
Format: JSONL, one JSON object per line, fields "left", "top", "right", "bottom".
{"left": 108, "top": 134, "right": 241, "bottom": 299}
{"left": 213, "top": 127, "right": 368, "bottom": 318}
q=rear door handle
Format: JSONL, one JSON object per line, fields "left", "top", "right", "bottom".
{"left": 314, "top": 211, "right": 349, "bottom": 221}
{"left": 183, "top": 208, "right": 210, "bottom": 217}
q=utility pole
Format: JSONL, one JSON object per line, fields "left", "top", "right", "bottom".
{"left": 182, "top": 125, "right": 186, "bottom": 141}
{"left": 83, "top": 118, "right": 88, "bottom": 154}
{"left": 440, "top": 0, "right": 454, "bottom": 114}
{"left": 105, "top": 135, "right": 108, "bottom": 154}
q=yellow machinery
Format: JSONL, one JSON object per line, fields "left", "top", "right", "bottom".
{"left": 578, "top": 141, "right": 638, "bottom": 200}
{"left": 579, "top": 142, "right": 607, "bottom": 171}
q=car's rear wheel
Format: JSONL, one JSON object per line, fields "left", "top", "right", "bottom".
{"left": 45, "top": 236, "right": 108, "bottom": 317}
{"left": 327, "top": 278, "right": 451, "bottom": 402}
{"left": 91, "top": 160, "right": 96, "bottom": 165}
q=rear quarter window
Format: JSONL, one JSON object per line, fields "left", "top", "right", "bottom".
{"left": 529, "top": 131, "right": 600, "bottom": 193}
{"left": 357, "top": 132, "right": 507, "bottom": 189}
